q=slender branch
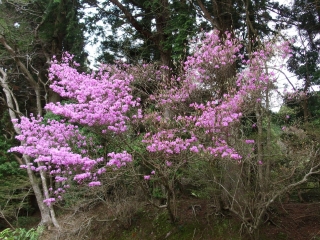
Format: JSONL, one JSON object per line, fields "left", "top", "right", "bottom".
{"left": 12, "top": 154, "right": 24, "bottom": 165}
{"left": 0, "top": 208, "right": 15, "bottom": 230}
{"left": 267, "top": 66, "right": 297, "bottom": 91}
{"left": 195, "top": 0, "right": 219, "bottom": 29}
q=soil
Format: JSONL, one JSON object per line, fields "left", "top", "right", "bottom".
{"left": 262, "top": 202, "right": 320, "bottom": 240}
{"left": 173, "top": 197, "right": 320, "bottom": 240}
{"left": 175, "top": 199, "right": 320, "bottom": 240}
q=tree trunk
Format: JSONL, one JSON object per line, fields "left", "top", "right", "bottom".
{"left": 0, "top": 68, "right": 59, "bottom": 228}
{"left": 255, "top": 99, "right": 264, "bottom": 191}
{"left": 23, "top": 155, "right": 55, "bottom": 227}
{"left": 160, "top": 50, "right": 171, "bottom": 68}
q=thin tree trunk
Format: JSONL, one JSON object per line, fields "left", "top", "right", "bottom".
{"left": 39, "top": 169, "right": 60, "bottom": 228}
{"left": 255, "top": 101, "right": 264, "bottom": 190}
{"left": 0, "top": 67, "right": 58, "bottom": 228}
{"left": 265, "top": 72, "right": 271, "bottom": 188}
{"left": 23, "top": 155, "right": 53, "bottom": 226}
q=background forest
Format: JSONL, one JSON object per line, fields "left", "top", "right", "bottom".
{"left": 1, "top": 0, "right": 320, "bottom": 239}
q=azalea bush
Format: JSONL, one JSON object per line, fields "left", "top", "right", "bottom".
{"left": 11, "top": 30, "right": 315, "bottom": 239}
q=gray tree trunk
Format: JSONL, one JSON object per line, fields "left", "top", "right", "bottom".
{"left": 0, "top": 68, "right": 59, "bottom": 228}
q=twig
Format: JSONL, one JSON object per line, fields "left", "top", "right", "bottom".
{"left": 0, "top": 208, "right": 15, "bottom": 230}
{"left": 192, "top": 228, "right": 196, "bottom": 240}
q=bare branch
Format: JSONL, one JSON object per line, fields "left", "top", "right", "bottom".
{"left": 267, "top": 66, "right": 297, "bottom": 91}
{"left": 195, "top": 0, "right": 219, "bottom": 29}
{"left": 108, "top": 0, "right": 154, "bottom": 42}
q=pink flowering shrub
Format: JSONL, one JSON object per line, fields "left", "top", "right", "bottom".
{"left": 9, "top": 53, "right": 140, "bottom": 203}
{"left": 143, "top": 31, "right": 289, "bottom": 163}
{"left": 9, "top": 31, "right": 291, "bottom": 208}
{"left": 139, "top": 32, "right": 291, "bottom": 216}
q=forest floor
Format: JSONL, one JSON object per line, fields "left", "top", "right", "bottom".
{"left": 40, "top": 198, "right": 320, "bottom": 240}
{"left": 261, "top": 202, "right": 320, "bottom": 240}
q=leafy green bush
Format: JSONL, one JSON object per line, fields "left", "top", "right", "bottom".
{"left": 0, "top": 226, "right": 43, "bottom": 240}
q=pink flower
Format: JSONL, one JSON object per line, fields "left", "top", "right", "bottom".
{"left": 190, "top": 146, "right": 199, "bottom": 153}
{"left": 144, "top": 175, "right": 150, "bottom": 180}
{"left": 231, "top": 154, "right": 242, "bottom": 160}
{"left": 43, "top": 198, "right": 56, "bottom": 206}
{"left": 221, "top": 152, "right": 229, "bottom": 158}
{"left": 166, "top": 161, "right": 172, "bottom": 167}
{"left": 88, "top": 181, "right": 101, "bottom": 187}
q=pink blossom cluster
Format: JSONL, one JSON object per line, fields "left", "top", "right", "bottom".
{"left": 10, "top": 116, "right": 101, "bottom": 177}
{"left": 9, "top": 116, "right": 132, "bottom": 202}
{"left": 204, "top": 139, "right": 242, "bottom": 161}
{"left": 184, "top": 31, "right": 241, "bottom": 81}
{"left": 150, "top": 31, "right": 242, "bottom": 107}
{"left": 142, "top": 130, "right": 198, "bottom": 154}
{"left": 192, "top": 95, "right": 243, "bottom": 131}
{"left": 43, "top": 198, "right": 56, "bottom": 207}
{"left": 46, "top": 53, "right": 141, "bottom": 133}
{"left": 107, "top": 151, "right": 132, "bottom": 168}
{"left": 143, "top": 31, "right": 291, "bottom": 164}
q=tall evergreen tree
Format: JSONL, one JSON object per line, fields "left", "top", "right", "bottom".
{"left": 83, "top": 0, "right": 197, "bottom": 67}
{"left": 275, "top": 0, "right": 320, "bottom": 121}
{"left": 193, "top": 0, "right": 275, "bottom": 47}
